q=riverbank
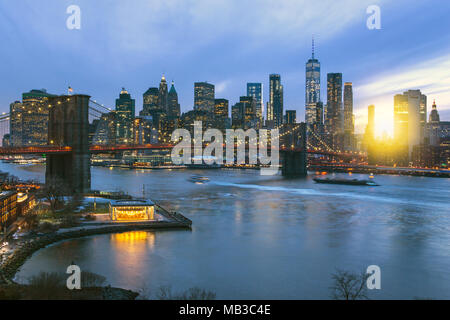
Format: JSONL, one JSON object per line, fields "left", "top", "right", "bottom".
{"left": 0, "top": 283, "right": 139, "bottom": 300}
{"left": 0, "top": 220, "right": 191, "bottom": 285}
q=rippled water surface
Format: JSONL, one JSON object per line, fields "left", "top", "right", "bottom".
{"left": 4, "top": 163, "right": 450, "bottom": 299}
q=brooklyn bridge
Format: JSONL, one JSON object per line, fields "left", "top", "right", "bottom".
{"left": 0, "top": 94, "right": 365, "bottom": 193}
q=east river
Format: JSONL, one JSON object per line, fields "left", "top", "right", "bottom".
{"left": 2, "top": 162, "right": 449, "bottom": 299}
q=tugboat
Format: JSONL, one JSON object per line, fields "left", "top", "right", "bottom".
{"left": 313, "top": 177, "right": 379, "bottom": 186}
{"left": 188, "top": 175, "right": 210, "bottom": 184}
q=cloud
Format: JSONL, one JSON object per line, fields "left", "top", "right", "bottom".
{"left": 354, "top": 53, "right": 450, "bottom": 136}
{"left": 215, "top": 80, "right": 231, "bottom": 95}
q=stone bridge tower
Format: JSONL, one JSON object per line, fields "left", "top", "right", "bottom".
{"left": 46, "top": 94, "right": 91, "bottom": 194}
{"left": 281, "top": 122, "right": 307, "bottom": 177}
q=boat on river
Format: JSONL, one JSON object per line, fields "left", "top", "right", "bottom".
{"left": 313, "top": 177, "right": 379, "bottom": 186}
{"left": 188, "top": 175, "right": 210, "bottom": 184}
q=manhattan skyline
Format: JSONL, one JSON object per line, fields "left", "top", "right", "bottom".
{"left": 1, "top": 0, "right": 450, "bottom": 137}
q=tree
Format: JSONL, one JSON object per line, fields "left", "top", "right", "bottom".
{"left": 38, "top": 177, "right": 71, "bottom": 213}
{"left": 22, "top": 212, "right": 39, "bottom": 231}
{"left": 330, "top": 269, "right": 370, "bottom": 300}
{"left": 155, "top": 285, "right": 216, "bottom": 300}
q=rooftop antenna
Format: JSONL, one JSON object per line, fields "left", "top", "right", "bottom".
{"left": 312, "top": 35, "right": 315, "bottom": 59}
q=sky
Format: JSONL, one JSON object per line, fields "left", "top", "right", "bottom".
{"left": 1, "top": 0, "right": 450, "bottom": 136}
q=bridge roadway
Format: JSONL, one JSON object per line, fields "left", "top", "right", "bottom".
{"left": 0, "top": 144, "right": 362, "bottom": 158}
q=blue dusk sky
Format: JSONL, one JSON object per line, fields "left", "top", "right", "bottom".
{"left": 1, "top": 0, "right": 450, "bottom": 136}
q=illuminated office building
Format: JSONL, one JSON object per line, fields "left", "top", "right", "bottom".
{"left": 168, "top": 81, "right": 181, "bottom": 119}
{"left": 285, "top": 110, "right": 297, "bottom": 124}
{"left": 326, "top": 73, "right": 343, "bottom": 149}
{"left": 394, "top": 90, "right": 427, "bottom": 158}
{"left": 158, "top": 75, "right": 169, "bottom": 114}
{"left": 194, "top": 82, "right": 215, "bottom": 113}
{"left": 247, "top": 83, "right": 263, "bottom": 122}
{"left": 343, "top": 82, "right": 355, "bottom": 150}
{"left": 9, "top": 89, "right": 55, "bottom": 146}
{"left": 267, "top": 74, "right": 283, "bottom": 128}
{"left": 305, "top": 39, "right": 321, "bottom": 130}
{"left": 115, "top": 88, "right": 135, "bottom": 144}
{"left": 141, "top": 87, "right": 160, "bottom": 117}
{"left": 214, "top": 98, "right": 229, "bottom": 130}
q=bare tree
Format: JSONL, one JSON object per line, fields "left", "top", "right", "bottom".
{"left": 330, "top": 269, "right": 370, "bottom": 300}
{"left": 155, "top": 285, "right": 216, "bottom": 300}
{"left": 38, "top": 177, "right": 71, "bottom": 213}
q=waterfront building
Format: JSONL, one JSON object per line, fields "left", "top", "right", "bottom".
{"left": 168, "top": 81, "right": 181, "bottom": 119}
{"left": 305, "top": 39, "right": 321, "bottom": 130}
{"left": 109, "top": 199, "right": 156, "bottom": 221}
{"left": 394, "top": 90, "right": 427, "bottom": 159}
{"left": 231, "top": 96, "right": 257, "bottom": 129}
{"left": 231, "top": 101, "right": 245, "bottom": 129}
{"left": 133, "top": 116, "right": 154, "bottom": 144}
{"left": 285, "top": 110, "right": 297, "bottom": 124}
{"left": 115, "top": 88, "right": 135, "bottom": 144}
{"left": 247, "top": 83, "right": 264, "bottom": 122}
{"left": 365, "top": 104, "right": 375, "bottom": 143}
{"left": 194, "top": 82, "right": 215, "bottom": 113}
{"left": 141, "top": 87, "right": 160, "bottom": 117}
{"left": 0, "top": 190, "right": 17, "bottom": 228}
{"left": 343, "top": 82, "right": 355, "bottom": 150}
{"left": 2, "top": 134, "right": 10, "bottom": 147}
{"left": 9, "top": 101, "right": 22, "bottom": 146}
{"left": 158, "top": 75, "right": 169, "bottom": 114}
{"left": 9, "top": 89, "right": 55, "bottom": 147}
{"left": 180, "top": 109, "right": 214, "bottom": 136}
{"left": 364, "top": 105, "right": 376, "bottom": 163}
{"left": 214, "top": 98, "right": 229, "bottom": 130}
{"left": 313, "top": 101, "right": 324, "bottom": 133}
{"left": 326, "top": 73, "right": 343, "bottom": 150}
{"left": 17, "top": 192, "right": 37, "bottom": 217}
{"left": 240, "top": 96, "right": 257, "bottom": 129}
{"left": 427, "top": 100, "right": 441, "bottom": 146}
{"left": 267, "top": 74, "right": 283, "bottom": 128}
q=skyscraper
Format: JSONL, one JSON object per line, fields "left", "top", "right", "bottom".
{"left": 285, "top": 110, "right": 297, "bottom": 124}
{"left": 428, "top": 100, "right": 440, "bottom": 146}
{"left": 267, "top": 74, "right": 283, "bottom": 128}
{"left": 364, "top": 104, "right": 375, "bottom": 144}
{"left": 194, "top": 82, "right": 215, "bottom": 113}
{"left": 247, "top": 83, "right": 263, "bottom": 122}
{"left": 115, "top": 88, "right": 135, "bottom": 144}
{"left": 158, "top": 75, "right": 169, "bottom": 114}
{"left": 168, "top": 81, "right": 180, "bottom": 119}
{"left": 231, "top": 96, "right": 257, "bottom": 130}
{"left": 394, "top": 90, "right": 427, "bottom": 157}
{"left": 214, "top": 98, "right": 229, "bottom": 130}
{"left": 9, "top": 89, "right": 55, "bottom": 146}
{"left": 305, "top": 38, "right": 321, "bottom": 130}
{"left": 141, "top": 87, "right": 159, "bottom": 117}
{"left": 326, "top": 73, "right": 343, "bottom": 149}
{"left": 240, "top": 96, "right": 257, "bottom": 129}
{"left": 343, "top": 82, "right": 355, "bottom": 150}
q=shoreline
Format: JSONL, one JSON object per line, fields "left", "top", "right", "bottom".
{"left": 0, "top": 221, "right": 191, "bottom": 285}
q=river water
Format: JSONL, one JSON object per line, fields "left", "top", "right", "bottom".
{"left": 3, "top": 162, "right": 450, "bottom": 299}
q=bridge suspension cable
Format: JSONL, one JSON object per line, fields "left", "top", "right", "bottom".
{"left": 89, "top": 99, "right": 114, "bottom": 113}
